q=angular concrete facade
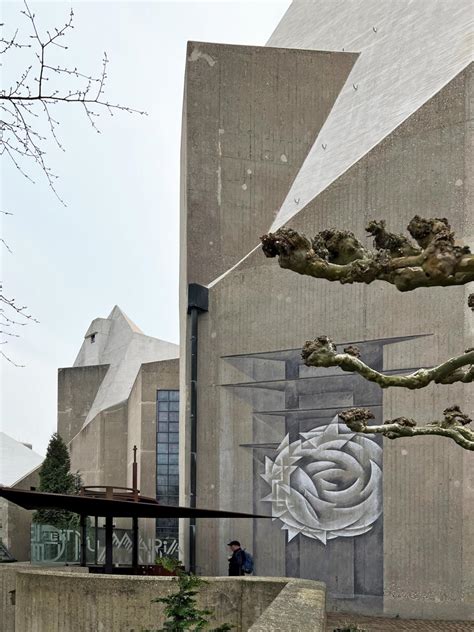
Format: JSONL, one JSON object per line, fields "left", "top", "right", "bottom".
{"left": 181, "top": 1, "right": 473, "bottom": 620}
{"left": 58, "top": 307, "right": 180, "bottom": 496}
{"left": 4, "top": 307, "right": 180, "bottom": 561}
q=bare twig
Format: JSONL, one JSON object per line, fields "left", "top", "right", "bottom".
{"left": 0, "top": 1, "right": 147, "bottom": 200}
{"left": 2, "top": 2, "right": 145, "bottom": 363}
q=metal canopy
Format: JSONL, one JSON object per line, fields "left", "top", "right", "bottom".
{"left": 0, "top": 486, "right": 269, "bottom": 520}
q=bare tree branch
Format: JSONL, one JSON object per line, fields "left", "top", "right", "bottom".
{"left": 261, "top": 216, "right": 474, "bottom": 292}
{"left": 302, "top": 336, "right": 474, "bottom": 389}
{"left": 339, "top": 406, "right": 474, "bottom": 451}
{"left": 1, "top": 2, "right": 146, "bottom": 364}
{"left": 0, "top": 1, "right": 147, "bottom": 200}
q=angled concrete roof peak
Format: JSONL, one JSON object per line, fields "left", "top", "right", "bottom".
{"left": 72, "top": 307, "right": 179, "bottom": 428}
{"left": 208, "top": 0, "right": 473, "bottom": 290}
{"left": 268, "top": 0, "right": 473, "bottom": 231}
{"left": 108, "top": 305, "right": 144, "bottom": 334}
{"left": 0, "top": 432, "right": 44, "bottom": 486}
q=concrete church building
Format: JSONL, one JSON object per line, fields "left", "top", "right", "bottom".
{"left": 180, "top": 0, "right": 473, "bottom": 620}
{"left": 4, "top": 306, "right": 180, "bottom": 560}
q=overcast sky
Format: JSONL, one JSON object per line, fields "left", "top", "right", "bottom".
{"left": 1, "top": 0, "right": 290, "bottom": 455}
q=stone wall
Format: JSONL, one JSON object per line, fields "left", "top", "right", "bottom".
{"left": 4, "top": 568, "right": 326, "bottom": 632}
{"left": 58, "top": 364, "right": 109, "bottom": 445}
{"left": 0, "top": 564, "right": 88, "bottom": 632}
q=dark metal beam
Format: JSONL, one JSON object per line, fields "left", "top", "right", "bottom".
{"left": 0, "top": 487, "right": 269, "bottom": 520}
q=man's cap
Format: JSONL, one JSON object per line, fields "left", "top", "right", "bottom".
{"left": 227, "top": 540, "right": 241, "bottom": 546}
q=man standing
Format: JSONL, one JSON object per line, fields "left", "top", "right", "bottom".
{"left": 227, "top": 540, "right": 245, "bottom": 576}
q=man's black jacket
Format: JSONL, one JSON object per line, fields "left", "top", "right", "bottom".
{"left": 228, "top": 548, "right": 245, "bottom": 576}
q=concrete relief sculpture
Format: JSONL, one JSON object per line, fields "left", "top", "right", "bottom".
{"left": 261, "top": 416, "right": 382, "bottom": 544}
{"left": 224, "top": 336, "right": 422, "bottom": 594}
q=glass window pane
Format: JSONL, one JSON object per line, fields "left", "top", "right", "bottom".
{"left": 157, "top": 476, "right": 168, "bottom": 486}
{"left": 169, "top": 412, "right": 179, "bottom": 422}
{"left": 169, "top": 444, "right": 178, "bottom": 453}
{"left": 169, "top": 391, "right": 179, "bottom": 401}
{"left": 169, "top": 454, "right": 178, "bottom": 465}
{"left": 169, "top": 475, "right": 179, "bottom": 486}
{"left": 169, "top": 433, "right": 179, "bottom": 444}
{"left": 169, "top": 465, "right": 179, "bottom": 475}
{"left": 157, "top": 444, "right": 167, "bottom": 453}
{"left": 158, "top": 402, "right": 169, "bottom": 411}
{"left": 158, "top": 412, "right": 169, "bottom": 422}
{"left": 169, "top": 423, "right": 179, "bottom": 434}
{"left": 159, "top": 423, "right": 169, "bottom": 432}
{"left": 157, "top": 391, "right": 169, "bottom": 401}
{"left": 157, "top": 454, "right": 168, "bottom": 464}
{"left": 157, "top": 433, "right": 168, "bottom": 444}
{"left": 169, "top": 402, "right": 179, "bottom": 412}
{"left": 157, "top": 465, "right": 168, "bottom": 475}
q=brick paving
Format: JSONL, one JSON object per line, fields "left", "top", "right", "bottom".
{"left": 326, "top": 612, "right": 474, "bottom": 631}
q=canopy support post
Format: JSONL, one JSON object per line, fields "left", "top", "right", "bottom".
{"left": 80, "top": 514, "right": 87, "bottom": 567}
{"left": 105, "top": 516, "right": 113, "bottom": 573}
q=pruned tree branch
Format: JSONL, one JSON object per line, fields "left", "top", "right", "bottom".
{"left": 301, "top": 335, "right": 474, "bottom": 389}
{"left": 261, "top": 216, "right": 474, "bottom": 291}
{"left": 339, "top": 406, "right": 474, "bottom": 451}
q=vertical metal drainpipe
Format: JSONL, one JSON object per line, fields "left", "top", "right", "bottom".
{"left": 187, "top": 283, "right": 209, "bottom": 574}
{"left": 189, "top": 306, "right": 198, "bottom": 573}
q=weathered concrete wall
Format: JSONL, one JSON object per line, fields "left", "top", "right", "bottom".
{"left": 1, "top": 468, "right": 40, "bottom": 561}
{"left": 0, "top": 563, "right": 29, "bottom": 632}
{"left": 182, "top": 36, "right": 473, "bottom": 620}
{"left": 248, "top": 579, "right": 326, "bottom": 631}
{"left": 180, "top": 40, "right": 357, "bottom": 571}
{"left": 10, "top": 570, "right": 324, "bottom": 632}
{"left": 127, "top": 359, "right": 179, "bottom": 497}
{"left": 127, "top": 359, "right": 179, "bottom": 551}
{"left": 0, "top": 564, "right": 88, "bottom": 632}
{"left": 58, "top": 364, "right": 109, "bottom": 444}
{"left": 65, "top": 358, "right": 178, "bottom": 493}
{"left": 69, "top": 402, "right": 128, "bottom": 488}
{"left": 182, "top": 41, "right": 357, "bottom": 288}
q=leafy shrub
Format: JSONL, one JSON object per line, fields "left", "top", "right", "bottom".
{"left": 145, "top": 562, "right": 232, "bottom": 632}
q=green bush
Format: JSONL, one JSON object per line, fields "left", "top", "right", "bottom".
{"left": 146, "top": 562, "right": 232, "bottom": 631}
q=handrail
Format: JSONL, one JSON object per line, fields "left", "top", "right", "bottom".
{"left": 80, "top": 486, "right": 140, "bottom": 500}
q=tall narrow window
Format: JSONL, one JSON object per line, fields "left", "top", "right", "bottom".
{"left": 156, "top": 389, "right": 179, "bottom": 557}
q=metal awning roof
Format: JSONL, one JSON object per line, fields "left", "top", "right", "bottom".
{"left": 0, "top": 486, "right": 269, "bottom": 520}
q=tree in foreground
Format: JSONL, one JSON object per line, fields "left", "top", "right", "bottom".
{"left": 262, "top": 216, "right": 474, "bottom": 450}
{"left": 33, "top": 432, "right": 81, "bottom": 528}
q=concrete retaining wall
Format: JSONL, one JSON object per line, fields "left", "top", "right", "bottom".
{"left": 249, "top": 579, "right": 326, "bottom": 631}
{"left": 0, "top": 564, "right": 88, "bottom": 632}
{"left": 3, "top": 568, "right": 326, "bottom": 632}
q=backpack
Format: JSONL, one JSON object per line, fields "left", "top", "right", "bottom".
{"left": 242, "top": 549, "right": 254, "bottom": 574}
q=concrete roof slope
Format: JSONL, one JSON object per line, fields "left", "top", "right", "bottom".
{"left": 268, "top": 0, "right": 473, "bottom": 230}
{"left": 0, "top": 432, "right": 43, "bottom": 486}
{"left": 73, "top": 306, "right": 179, "bottom": 427}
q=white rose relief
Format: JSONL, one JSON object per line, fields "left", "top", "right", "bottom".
{"left": 261, "top": 415, "right": 382, "bottom": 544}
